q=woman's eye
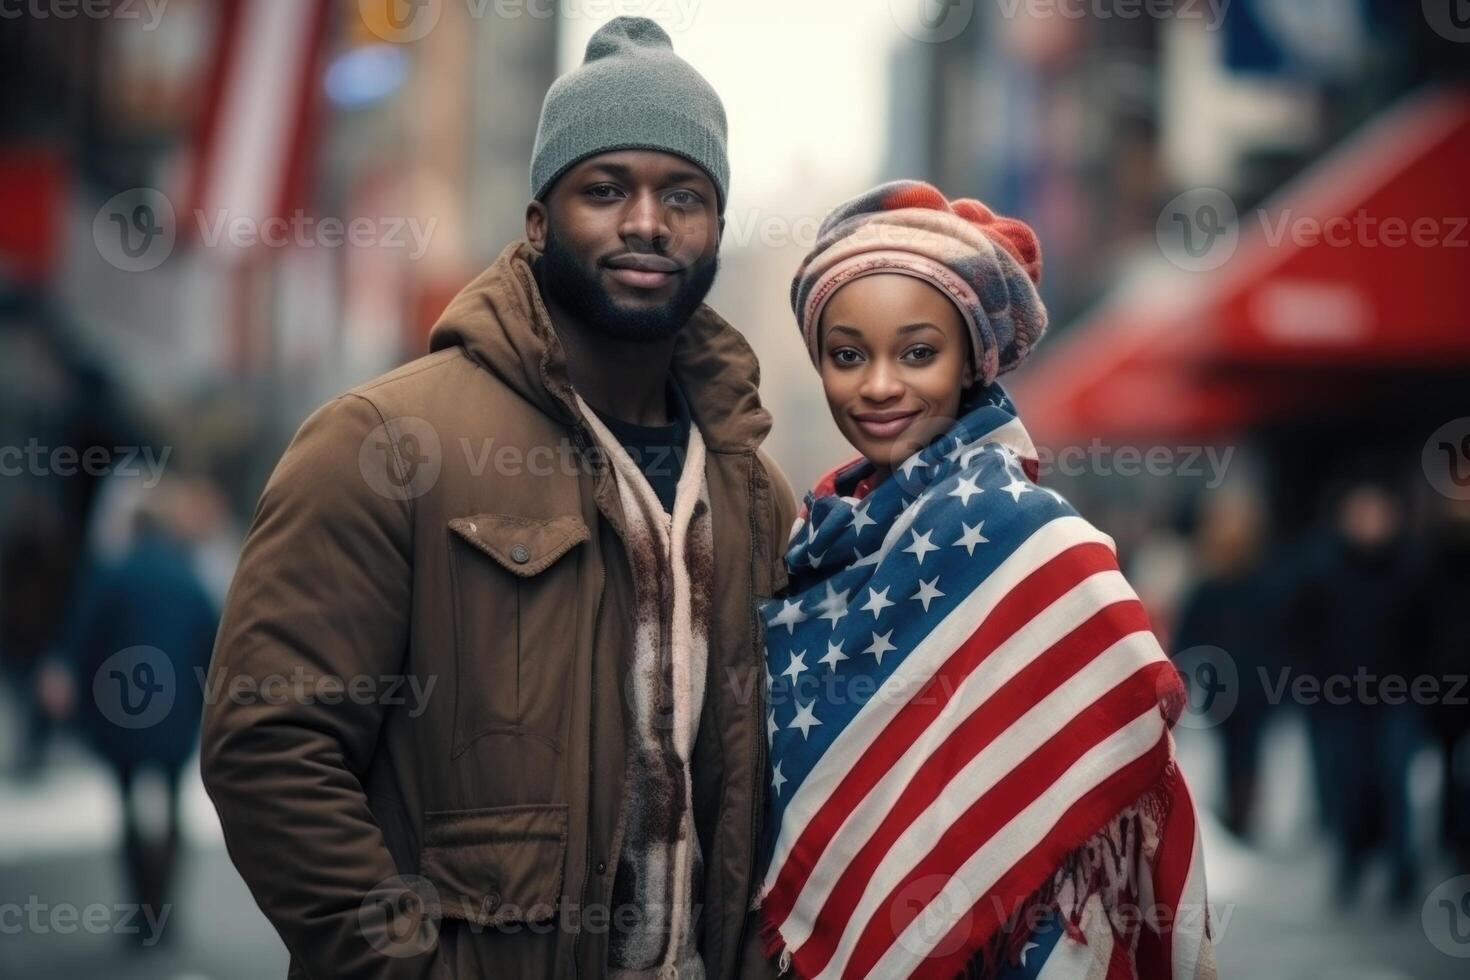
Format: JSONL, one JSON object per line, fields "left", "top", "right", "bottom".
{"left": 903, "top": 345, "right": 937, "bottom": 362}
{"left": 832, "top": 348, "right": 862, "bottom": 365}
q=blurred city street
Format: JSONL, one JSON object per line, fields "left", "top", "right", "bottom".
{"left": 3, "top": 1, "right": 1469, "bottom": 977}
{"left": 4, "top": 704, "right": 1467, "bottom": 978}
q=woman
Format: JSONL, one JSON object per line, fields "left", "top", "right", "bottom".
{"left": 752, "top": 182, "right": 1216, "bottom": 979}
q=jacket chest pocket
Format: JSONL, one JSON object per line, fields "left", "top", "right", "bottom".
{"left": 447, "top": 513, "right": 589, "bottom": 757}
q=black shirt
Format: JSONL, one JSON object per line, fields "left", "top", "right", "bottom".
{"left": 589, "top": 378, "right": 691, "bottom": 514}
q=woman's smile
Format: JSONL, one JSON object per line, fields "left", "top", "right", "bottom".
{"left": 850, "top": 408, "right": 923, "bottom": 440}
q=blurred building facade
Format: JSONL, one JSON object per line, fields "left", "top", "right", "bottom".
{"left": 1, "top": 0, "right": 555, "bottom": 510}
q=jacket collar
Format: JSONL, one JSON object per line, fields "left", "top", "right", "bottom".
{"left": 428, "top": 241, "right": 772, "bottom": 455}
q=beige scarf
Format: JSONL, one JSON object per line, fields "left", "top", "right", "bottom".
{"left": 577, "top": 393, "right": 715, "bottom": 980}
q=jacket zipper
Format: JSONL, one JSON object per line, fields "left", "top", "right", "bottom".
{"left": 573, "top": 425, "right": 604, "bottom": 980}
{"left": 732, "top": 456, "right": 771, "bottom": 972}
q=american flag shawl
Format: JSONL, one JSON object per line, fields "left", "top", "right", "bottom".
{"left": 754, "top": 385, "right": 1215, "bottom": 980}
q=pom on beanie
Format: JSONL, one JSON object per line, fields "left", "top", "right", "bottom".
{"left": 791, "top": 180, "right": 1047, "bottom": 386}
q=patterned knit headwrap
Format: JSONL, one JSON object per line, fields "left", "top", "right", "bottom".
{"left": 791, "top": 180, "right": 1047, "bottom": 387}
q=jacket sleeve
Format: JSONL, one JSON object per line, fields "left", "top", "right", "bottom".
{"left": 201, "top": 393, "right": 440, "bottom": 980}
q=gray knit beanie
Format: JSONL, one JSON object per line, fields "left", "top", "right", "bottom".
{"left": 530, "top": 17, "right": 729, "bottom": 212}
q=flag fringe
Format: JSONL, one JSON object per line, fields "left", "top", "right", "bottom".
{"left": 751, "top": 762, "right": 1179, "bottom": 980}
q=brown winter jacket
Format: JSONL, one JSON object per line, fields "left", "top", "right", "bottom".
{"left": 201, "top": 240, "right": 797, "bottom": 979}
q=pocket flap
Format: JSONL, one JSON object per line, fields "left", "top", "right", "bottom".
{"left": 419, "top": 803, "right": 568, "bottom": 926}
{"left": 448, "top": 513, "right": 589, "bottom": 578}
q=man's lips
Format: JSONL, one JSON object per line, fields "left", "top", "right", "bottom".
{"left": 852, "top": 409, "right": 921, "bottom": 440}
{"left": 605, "top": 254, "right": 682, "bottom": 290}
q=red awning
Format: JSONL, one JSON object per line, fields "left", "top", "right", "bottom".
{"left": 1010, "top": 85, "right": 1470, "bottom": 445}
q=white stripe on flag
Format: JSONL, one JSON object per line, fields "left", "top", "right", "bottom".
{"left": 781, "top": 568, "right": 1143, "bottom": 943}
{"left": 866, "top": 709, "right": 1166, "bottom": 979}
{"left": 811, "top": 638, "right": 1165, "bottom": 974}
{"left": 763, "top": 515, "right": 1112, "bottom": 893}
{"left": 202, "top": 0, "right": 314, "bottom": 239}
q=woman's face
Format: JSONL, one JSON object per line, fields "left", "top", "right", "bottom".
{"left": 818, "top": 273, "right": 975, "bottom": 478}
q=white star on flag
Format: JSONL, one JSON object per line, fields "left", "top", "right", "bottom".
{"left": 818, "top": 640, "right": 848, "bottom": 672}
{"left": 789, "top": 699, "right": 823, "bottom": 739}
{"left": 911, "top": 576, "right": 945, "bottom": 612}
{"left": 1002, "top": 478, "right": 1032, "bottom": 502}
{"left": 1020, "top": 941, "right": 1039, "bottom": 966}
{"left": 815, "top": 582, "right": 851, "bottom": 628}
{"left": 864, "top": 629, "right": 897, "bottom": 664}
{"left": 954, "top": 521, "right": 990, "bottom": 556}
{"left": 766, "top": 709, "right": 778, "bottom": 742}
{"left": 771, "top": 760, "right": 787, "bottom": 795}
{"left": 948, "top": 475, "right": 983, "bottom": 506}
{"left": 849, "top": 501, "right": 876, "bottom": 535}
{"left": 860, "top": 586, "right": 894, "bottom": 619}
{"left": 781, "top": 649, "right": 808, "bottom": 684}
{"left": 806, "top": 548, "right": 827, "bottom": 569}
{"left": 768, "top": 598, "right": 807, "bottom": 634}
{"left": 898, "top": 454, "right": 926, "bottom": 479}
{"left": 903, "top": 529, "right": 939, "bottom": 565}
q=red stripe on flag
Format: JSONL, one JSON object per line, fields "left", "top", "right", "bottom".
{"left": 1136, "top": 766, "right": 1197, "bottom": 980}
{"left": 273, "top": 0, "right": 332, "bottom": 224}
{"left": 832, "top": 672, "right": 1171, "bottom": 979}
{"left": 1107, "top": 925, "right": 1136, "bottom": 980}
{"left": 765, "top": 541, "right": 1120, "bottom": 922}
{"left": 914, "top": 734, "right": 1173, "bottom": 980}
{"left": 798, "top": 597, "right": 1152, "bottom": 969}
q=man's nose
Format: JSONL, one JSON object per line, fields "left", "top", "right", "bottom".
{"left": 619, "top": 191, "right": 669, "bottom": 249}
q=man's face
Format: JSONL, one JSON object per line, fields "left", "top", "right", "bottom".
{"left": 526, "top": 149, "right": 722, "bottom": 342}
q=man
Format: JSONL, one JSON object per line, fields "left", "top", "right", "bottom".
{"left": 202, "top": 17, "right": 796, "bottom": 979}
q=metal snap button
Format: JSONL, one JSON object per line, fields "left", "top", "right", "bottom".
{"left": 484, "top": 890, "right": 502, "bottom": 911}
{"left": 595, "top": 860, "right": 607, "bottom": 875}
{"left": 510, "top": 544, "right": 531, "bottom": 564}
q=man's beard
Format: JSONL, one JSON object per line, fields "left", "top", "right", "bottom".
{"left": 535, "top": 226, "right": 719, "bottom": 342}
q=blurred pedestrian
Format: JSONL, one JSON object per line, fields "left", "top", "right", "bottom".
{"left": 44, "top": 477, "right": 221, "bottom": 946}
{"left": 1173, "top": 485, "right": 1278, "bottom": 838}
{"left": 0, "top": 496, "right": 75, "bottom": 775}
{"left": 1285, "top": 477, "right": 1420, "bottom": 907}
{"left": 1403, "top": 495, "right": 1470, "bottom": 874}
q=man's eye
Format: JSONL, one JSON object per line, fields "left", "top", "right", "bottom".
{"left": 587, "top": 184, "right": 622, "bottom": 199}
{"left": 666, "top": 189, "right": 701, "bottom": 206}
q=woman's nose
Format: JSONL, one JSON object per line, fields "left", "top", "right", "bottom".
{"left": 859, "top": 364, "right": 904, "bottom": 403}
